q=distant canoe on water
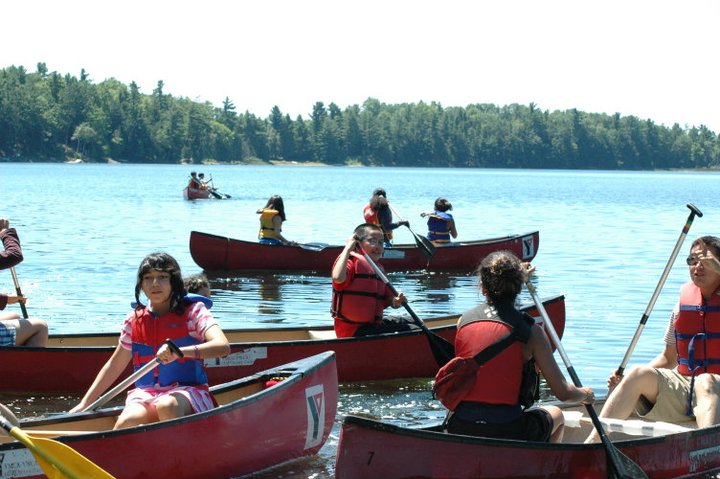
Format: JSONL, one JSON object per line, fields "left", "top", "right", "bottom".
{"left": 183, "top": 186, "right": 231, "bottom": 200}
{"left": 0, "top": 352, "right": 338, "bottom": 479}
{"left": 188, "top": 230, "right": 539, "bottom": 273}
{"left": 0, "top": 294, "right": 564, "bottom": 393}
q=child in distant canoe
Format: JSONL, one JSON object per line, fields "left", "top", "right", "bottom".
{"left": 257, "top": 195, "right": 296, "bottom": 246}
{"left": 420, "top": 197, "right": 458, "bottom": 245}
{"left": 70, "top": 252, "right": 230, "bottom": 429}
{"left": 184, "top": 273, "right": 211, "bottom": 298}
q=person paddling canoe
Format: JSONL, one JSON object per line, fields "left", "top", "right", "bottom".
{"left": 441, "top": 251, "right": 594, "bottom": 442}
{"left": 331, "top": 223, "right": 412, "bottom": 338}
{"left": 70, "top": 252, "right": 230, "bottom": 429}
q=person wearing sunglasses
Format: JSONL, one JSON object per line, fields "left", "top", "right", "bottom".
{"left": 587, "top": 235, "right": 720, "bottom": 443}
{"left": 331, "top": 223, "right": 411, "bottom": 338}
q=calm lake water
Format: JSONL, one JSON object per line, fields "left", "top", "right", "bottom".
{"left": 1, "top": 163, "right": 719, "bottom": 477}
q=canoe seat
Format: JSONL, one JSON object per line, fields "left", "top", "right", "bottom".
{"left": 308, "top": 329, "right": 337, "bottom": 340}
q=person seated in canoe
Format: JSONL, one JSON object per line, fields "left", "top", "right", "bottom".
{"left": 362, "top": 188, "right": 408, "bottom": 247}
{"left": 184, "top": 273, "right": 211, "bottom": 298}
{"left": 441, "top": 251, "right": 594, "bottom": 442}
{"left": 70, "top": 252, "right": 230, "bottom": 429}
{"left": 420, "top": 197, "right": 458, "bottom": 246}
{"left": 331, "top": 223, "right": 413, "bottom": 338}
{"left": 586, "top": 236, "right": 720, "bottom": 443}
{"left": 198, "top": 173, "right": 210, "bottom": 191}
{"left": 257, "top": 195, "right": 296, "bottom": 246}
{"left": 0, "top": 218, "right": 49, "bottom": 347}
{"left": 187, "top": 171, "right": 201, "bottom": 190}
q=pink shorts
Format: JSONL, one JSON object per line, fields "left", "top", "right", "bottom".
{"left": 126, "top": 385, "right": 215, "bottom": 413}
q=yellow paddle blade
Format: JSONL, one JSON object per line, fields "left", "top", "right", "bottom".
{"left": 8, "top": 426, "right": 115, "bottom": 479}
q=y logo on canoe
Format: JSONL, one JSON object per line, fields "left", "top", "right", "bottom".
{"left": 522, "top": 235, "right": 535, "bottom": 259}
{"left": 304, "top": 384, "right": 325, "bottom": 449}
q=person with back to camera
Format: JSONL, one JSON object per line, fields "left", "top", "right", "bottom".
{"left": 362, "top": 188, "right": 408, "bottom": 247}
{"left": 0, "top": 218, "right": 48, "bottom": 347}
{"left": 331, "top": 223, "right": 412, "bottom": 338}
{"left": 70, "top": 252, "right": 230, "bottom": 429}
{"left": 257, "top": 195, "right": 296, "bottom": 246}
{"left": 187, "top": 171, "right": 201, "bottom": 190}
{"left": 586, "top": 235, "right": 720, "bottom": 443}
{"left": 444, "top": 250, "right": 594, "bottom": 442}
{"left": 420, "top": 197, "right": 458, "bottom": 245}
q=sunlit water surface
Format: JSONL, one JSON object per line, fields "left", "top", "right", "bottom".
{"left": 2, "top": 163, "right": 720, "bottom": 477}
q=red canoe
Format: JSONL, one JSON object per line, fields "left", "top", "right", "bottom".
{"left": 335, "top": 399, "right": 715, "bottom": 479}
{"left": 183, "top": 186, "right": 211, "bottom": 200}
{"left": 189, "top": 230, "right": 540, "bottom": 273}
{"left": 0, "top": 295, "right": 564, "bottom": 393}
{"left": 0, "top": 352, "right": 337, "bottom": 479}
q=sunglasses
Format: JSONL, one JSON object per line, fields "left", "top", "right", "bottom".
{"left": 686, "top": 256, "right": 700, "bottom": 266}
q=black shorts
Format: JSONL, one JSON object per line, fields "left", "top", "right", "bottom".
{"left": 447, "top": 407, "right": 553, "bottom": 442}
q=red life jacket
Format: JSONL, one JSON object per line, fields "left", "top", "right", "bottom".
{"left": 363, "top": 204, "right": 378, "bottom": 225}
{"left": 131, "top": 306, "right": 208, "bottom": 387}
{"left": 454, "top": 305, "right": 530, "bottom": 406}
{"left": 675, "top": 282, "right": 720, "bottom": 376}
{"left": 331, "top": 252, "right": 391, "bottom": 337}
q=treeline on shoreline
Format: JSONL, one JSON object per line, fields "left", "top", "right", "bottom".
{"left": 1, "top": 63, "right": 719, "bottom": 169}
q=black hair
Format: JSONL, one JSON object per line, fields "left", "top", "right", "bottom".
{"left": 134, "top": 252, "right": 186, "bottom": 314}
{"left": 478, "top": 250, "right": 526, "bottom": 306}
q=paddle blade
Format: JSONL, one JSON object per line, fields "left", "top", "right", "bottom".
{"left": 4, "top": 423, "right": 114, "bottom": 479}
{"left": 411, "top": 230, "right": 436, "bottom": 258}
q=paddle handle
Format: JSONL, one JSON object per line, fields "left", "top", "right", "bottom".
{"left": 10, "top": 267, "right": 29, "bottom": 319}
{"left": 616, "top": 203, "right": 702, "bottom": 377}
{"left": 83, "top": 339, "right": 183, "bottom": 412}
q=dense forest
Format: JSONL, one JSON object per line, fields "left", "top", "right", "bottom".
{"left": 1, "top": 63, "right": 719, "bottom": 169}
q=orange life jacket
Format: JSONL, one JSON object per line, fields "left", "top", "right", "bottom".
{"left": 675, "top": 282, "right": 720, "bottom": 376}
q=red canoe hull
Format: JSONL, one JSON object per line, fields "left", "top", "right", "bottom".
{"left": 189, "top": 230, "right": 539, "bottom": 272}
{"left": 0, "top": 352, "right": 338, "bottom": 479}
{"left": 183, "top": 187, "right": 211, "bottom": 200}
{"left": 335, "top": 410, "right": 720, "bottom": 479}
{"left": 0, "top": 296, "right": 564, "bottom": 393}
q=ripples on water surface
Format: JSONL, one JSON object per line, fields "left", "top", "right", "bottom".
{"left": 2, "top": 163, "right": 720, "bottom": 477}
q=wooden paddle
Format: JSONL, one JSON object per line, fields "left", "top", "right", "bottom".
{"left": 208, "top": 175, "right": 231, "bottom": 199}
{"left": 82, "top": 339, "right": 184, "bottom": 412}
{"left": 387, "top": 203, "right": 436, "bottom": 259}
{"left": 614, "top": 203, "right": 702, "bottom": 380}
{"left": 0, "top": 413, "right": 115, "bottom": 479}
{"left": 361, "top": 251, "right": 454, "bottom": 367}
{"left": 10, "top": 266, "right": 29, "bottom": 319}
{"left": 526, "top": 281, "right": 648, "bottom": 479}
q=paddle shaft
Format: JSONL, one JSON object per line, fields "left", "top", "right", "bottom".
{"left": 10, "top": 266, "right": 29, "bottom": 319}
{"left": 361, "top": 251, "right": 454, "bottom": 365}
{"left": 387, "top": 203, "right": 436, "bottom": 258}
{"left": 616, "top": 203, "right": 702, "bottom": 377}
{"left": 83, "top": 339, "right": 183, "bottom": 412}
{"left": 526, "top": 281, "right": 647, "bottom": 479}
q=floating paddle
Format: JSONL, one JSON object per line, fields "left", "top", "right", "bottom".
{"left": 615, "top": 203, "right": 702, "bottom": 380}
{"left": 0, "top": 413, "right": 115, "bottom": 479}
{"left": 526, "top": 281, "right": 648, "bottom": 479}
{"left": 10, "top": 266, "right": 29, "bottom": 319}
{"left": 387, "top": 203, "right": 436, "bottom": 259}
{"left": 83, "top": 339, "right": 183, "bottom": 412}
{"left": 361, "top": 250, "right": 454, "bottom": 366}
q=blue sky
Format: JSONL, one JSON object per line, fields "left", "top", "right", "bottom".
{"left": 3, "top": 0, "right": 718, "bottom": 132}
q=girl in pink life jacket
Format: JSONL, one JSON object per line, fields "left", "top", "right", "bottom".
{"left": 70, "top": 252, "right": 230, "bottom": 429}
